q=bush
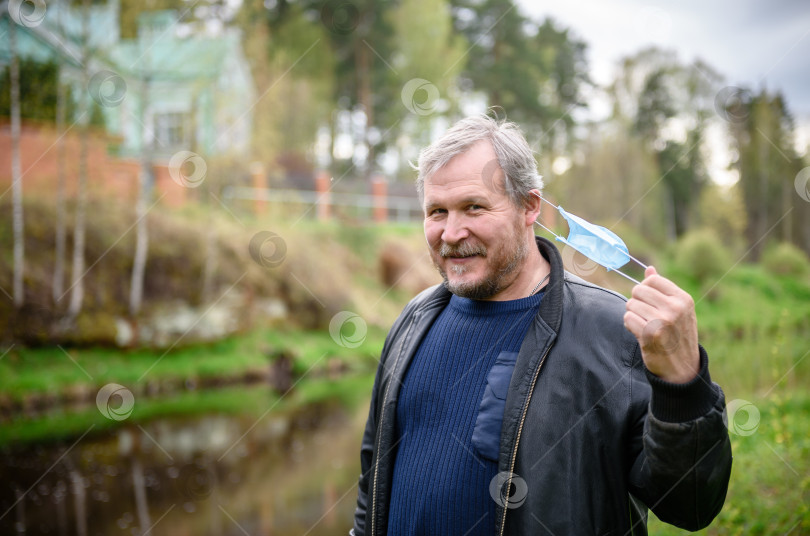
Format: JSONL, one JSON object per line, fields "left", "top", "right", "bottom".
{"left": 762, "top": 242, "right": 810, "bottom": 277}
{"left": 673, "top": 229, "right": 732, "bottom": 284}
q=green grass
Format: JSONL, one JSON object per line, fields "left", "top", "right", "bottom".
{"left": 0, "top": 326, "right": 385, "bottom": 404}
{"left": 0, "top": 325, "right": 385, "bottom": 446}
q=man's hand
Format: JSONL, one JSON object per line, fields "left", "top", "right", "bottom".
{"left": 624, "top": 266, "right": 700, "bottom": 384}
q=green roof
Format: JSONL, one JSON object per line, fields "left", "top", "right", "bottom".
{"left": 110, "top": 32, "right": 240, "bottom": 81}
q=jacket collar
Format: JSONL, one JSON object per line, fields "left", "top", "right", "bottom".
{"left": 535, "top": 235, "right": 564, "bottom": 335}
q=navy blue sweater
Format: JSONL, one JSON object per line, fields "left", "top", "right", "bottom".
{"left": 387, "top": 291, "right": 543, "bottom": 535}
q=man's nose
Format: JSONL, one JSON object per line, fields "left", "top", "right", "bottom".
{"left": 441, "top": 212, "right": 470, "bottom": 244}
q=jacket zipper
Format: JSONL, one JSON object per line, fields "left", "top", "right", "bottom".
{"left": 498, "top": 344, "right": 552, "bottom": 536}
{"left": 370, "top": 314, "right": 418, "bottom": 536}
{"left": 370, "top": 375, "right": 392, "bottom": 536}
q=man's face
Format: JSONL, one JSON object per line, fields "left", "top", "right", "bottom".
{"left": 423, "top": 140, "right": 530, "bottom": 300}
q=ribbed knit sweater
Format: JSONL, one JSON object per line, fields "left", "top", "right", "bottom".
{"left": 387, "top": 291, "right": 544, "bottom": 535}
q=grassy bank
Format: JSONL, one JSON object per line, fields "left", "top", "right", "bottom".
{"left": 0, "top": 197, "right": 436, "bottom": 346}
{"left": 0, "top": 325, "right": 384, "bottom": 446}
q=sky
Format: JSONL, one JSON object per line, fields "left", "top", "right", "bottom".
{"left": 516, "top": 0, "right": 810, "bottom": 148}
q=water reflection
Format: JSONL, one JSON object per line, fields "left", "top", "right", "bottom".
{"left": 0, "top": 395, "right": 363, "bottom": 535}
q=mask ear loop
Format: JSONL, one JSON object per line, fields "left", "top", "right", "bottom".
{"left": 530, "top": 192, "right": 648, "bottom": 285}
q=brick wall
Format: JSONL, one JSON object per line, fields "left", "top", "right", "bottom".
{"left": 0, "top": 121, "right": 186, "bottom": 207}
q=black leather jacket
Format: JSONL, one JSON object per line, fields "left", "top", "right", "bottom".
{"left": 352, "top": 237, "right": 732, "bottom": 535}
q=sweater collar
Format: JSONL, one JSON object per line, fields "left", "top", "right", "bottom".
{"left": 422, "top": 236, "right": 565, "bottom": 334}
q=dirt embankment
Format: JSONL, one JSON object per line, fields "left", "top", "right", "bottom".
{"left": 1, "top": 197, "right": 439, "bottom": 348}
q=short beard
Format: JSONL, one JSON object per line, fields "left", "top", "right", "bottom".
{"left": 435, "top": 237, "right": 528, "bottom": 300}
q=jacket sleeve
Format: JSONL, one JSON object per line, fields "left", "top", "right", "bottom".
{"left": 626, "top": 344, "right": 733, "bottom": 531}
{"left": 351, "top": 358, "right": 384, "bottom": 536}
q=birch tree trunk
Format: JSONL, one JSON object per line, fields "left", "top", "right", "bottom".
{"left": 10, "top": 20, "right": 25, "bottom": 308}
{"left": 129, "top": 65, "right": 152, "bottom": 316}
{"left": 52, "top": 0, "right": 68, "bottom": 303}
{"left": 67, "top": 0, "right": 91, "bottom": 317}
{"left": 53, "top": 37, "right": 68, "bottom": 303}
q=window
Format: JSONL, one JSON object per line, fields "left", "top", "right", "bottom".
{"left": 153, "top": 112, "right": 190, "bottom": 149}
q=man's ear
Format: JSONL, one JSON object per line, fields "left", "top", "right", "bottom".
{"left": 523, "top": 189, "right": 542, "bottom": 227}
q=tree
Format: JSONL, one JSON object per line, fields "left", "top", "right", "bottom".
{"left": 9, "top": 19, "right": 24, "bottom": 308}
{"left": 450, "top": 1, "right": 588, "bottom": 148}
{"left": 554, "top": 125, "right": 663, "bottom": 240}
{"left": 264, "top": 0, "right": 401, "bottom": 178}
{"left": 128, "top": 51, "right": 154, "bottom": 316}
{"left": 54, "top": 3, "right": 70, "bottom": 304}
{"left": 119, "top": 0, "right": 230, "bottom": 38}
{"left": 726, "top": 89, "right": 807, "bottom": 259}
{"left": 383, "top": 0, "right": 466, "bottom": 175}
{"left": 610, "top": 47, "right": 721, "bottom": 239}
{"left": 0, "top": 60, "right": 69, "bottom": 120}
{"left": 67, "top": 0, "right": 92, "bottom": 317}
{"left": 233, "top": 0, "right": 337, "bottom": 182}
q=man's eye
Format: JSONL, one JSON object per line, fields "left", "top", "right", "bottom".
{"left": 469, "top": 204, "right": 483, "bottom": 211}
{"left": 429, "top": 208, "right": 447, "bottom": 216}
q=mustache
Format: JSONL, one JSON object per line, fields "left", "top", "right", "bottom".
{"left": 439, "top": 241, "right": 487, "bottom": 258}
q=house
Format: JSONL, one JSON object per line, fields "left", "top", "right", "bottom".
{"left": 0, "top": 0, "right": 255, "bottom": 203}
{"left": 105, "top": 9, "right": 255, "bottom": 160}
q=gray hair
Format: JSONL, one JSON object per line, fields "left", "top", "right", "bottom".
{"left": 415, "top": 114, "right": 543, "bottom": 206}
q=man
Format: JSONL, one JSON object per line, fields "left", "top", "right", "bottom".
{"left": 352, "top": 115, "right": 731, "bottom": 535}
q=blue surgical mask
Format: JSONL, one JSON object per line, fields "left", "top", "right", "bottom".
{"left": 532, "top": 193, "right": 647, "bottom": 284}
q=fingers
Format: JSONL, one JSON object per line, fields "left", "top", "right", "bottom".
{"left": 625, "top": 296, "right": 659, "bottom": 323}
{"left": 623, "top": 309, "right": 645, "bottom": 338}
{"left": 625, "top": 266, "right": 701, "bottom": 383}
{"left": 639, "top": 265, "right": 682, "bottom": 297}
{"left": 626, "top": 265, "right": 696, "bottom": 335}
{"left": 631, "top": 266, "right": 694, "bottom": 315}
{"left": 630, "top": 284, "right": 669, "bottom": 311}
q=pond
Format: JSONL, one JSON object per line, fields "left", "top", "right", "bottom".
{"left": 0, "top": 388, "right": 366, "bottom": 535}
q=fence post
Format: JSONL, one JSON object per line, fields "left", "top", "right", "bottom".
{"left": 250, "top": 162, "right": 266, "bottom": 216}
{"left": 315, "top": 170, "right": 331, "bottom": 221}
{"left": 371, "top": 174, "right": 387, "bottom": 223}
